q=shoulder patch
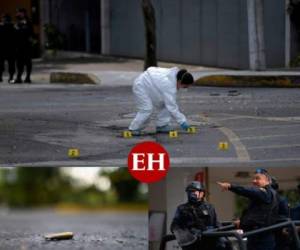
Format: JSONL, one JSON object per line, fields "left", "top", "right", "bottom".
{"left": 259, "top": 187, "right": 267, "bottom": 192}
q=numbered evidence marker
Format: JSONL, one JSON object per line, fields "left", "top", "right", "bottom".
{"left": 218, "top": 142, "right": 229, "bottom": 150}
{"left": 68, "top": 148, "right": 80, "bottom": 158}
{"left": 169, "top": 130, "right": 178, "bottom": 138}
{"left": 187, "top": 126, "right": 197, "bottom": 134}
{"left": 123, "top": 130, "right": 132, "bottom": 138}
{"left": 45, "top": 232, "right": 74, "bottom": 241}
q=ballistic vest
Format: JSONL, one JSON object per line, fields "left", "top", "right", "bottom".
{"left": 240, "top": 186, "right": 279, "bottom": 231}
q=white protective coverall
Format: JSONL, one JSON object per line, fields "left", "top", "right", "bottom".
{"left": 129, "top": 67, "right": 187, "bottom": 131}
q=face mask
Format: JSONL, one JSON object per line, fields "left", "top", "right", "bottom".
{"left": 187, "top": 192, "right": 199, "bottom": 203}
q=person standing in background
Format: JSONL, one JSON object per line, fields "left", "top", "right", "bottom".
{"left": 0, "top": 14, "right": 16, "bottom": 83}
{"left": 15, "top": 8, "right": 34, "bottom": 83}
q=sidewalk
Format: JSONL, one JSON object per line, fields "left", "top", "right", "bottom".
{"left": 31, "top": 56, "right": 225, "bottom": 85}
{"left": 2, "top": 55, "right": 300, "bottom": 87}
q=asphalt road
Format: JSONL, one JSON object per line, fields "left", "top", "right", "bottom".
{"left": 1, "top": 75, "right": 300, "bottom": 167}
{"left": 0, "top": 210, "right": 147, "bottom": 250}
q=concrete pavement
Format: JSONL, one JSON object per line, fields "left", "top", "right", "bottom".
{"left": 0, "top": 210, "right": 147, "bottom": 250}
{"left": 1, "top": 82, "right": 300, "bottom": 167}
{"left": 1, "top": 57, "right": 300, "bottom": 167}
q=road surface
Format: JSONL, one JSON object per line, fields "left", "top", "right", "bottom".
{"left": 0, "top": 210, "right": 147, "bottom": 250}
{"left": 1, "top": 72, "right": 300, "bottom": 167}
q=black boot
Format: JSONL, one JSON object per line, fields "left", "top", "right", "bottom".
{"left": 15, "top": 78, "right": 23, "bottom": 83}
{"left": 24, "top": 77, "right": 31, "bottom": 83}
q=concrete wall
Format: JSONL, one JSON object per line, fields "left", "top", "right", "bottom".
{"left": 110, "top": 0, "right": 250, "bottom": 69}
{"left": 110, "top": 0, "right": 145, "bottom": 57}
{"left": 108, "top": 0, "right": 286, "bottom": 69}
{"left": 264, "top": 0, "right": 286, "bottom": 68}
{"left": 41, "top": 0, "right": 288, "bottom": 68}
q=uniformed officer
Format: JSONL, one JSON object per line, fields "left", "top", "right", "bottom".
{"left": 15, "top": 8, "right": 34, "bottom": 83}
{"left": 217, "top": 168, "right": 279, "bottom": 250}
{"left": 0, "top": 14, "right": 16, "bottom": 83}
{"left": 171, "top": 181, "right": 227, "bottom": 250}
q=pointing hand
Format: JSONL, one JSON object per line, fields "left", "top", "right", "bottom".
{"left": 217, "top": 182, "right": 231, "bottom": 191}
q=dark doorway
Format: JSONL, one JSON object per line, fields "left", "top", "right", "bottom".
{"left": 50, "top": 0, "right": 101, "bottom": 54}
{"left": 289, "top": 1, "right": 300, "bottom": 62}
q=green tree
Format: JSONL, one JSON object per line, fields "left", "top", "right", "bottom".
{"left": 0, "top": 168, "right": 72, "bottom": 207}
{"left": 101, "top": 168, "right": 140, "bottom": 202}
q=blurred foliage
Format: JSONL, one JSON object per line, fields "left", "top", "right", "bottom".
{"left": 43, "top": 23, "right": 64, "bottom": 50}
{"left": 290, "top": 55, "right": 300, "bottom": 67}
{"left": 101, "top": 168, "right": 146, "bottom": 202}
{"left": 234, "top": 195, "right": 249, "bottom": 219}
{"left": 0, "top": 168, "right": 72, "bottom": 207}
{"left": 280, "top": 188, "right": 300, "bottom": 208}
{"left": 0, "top": 168, "right": 147, "bottom": 208}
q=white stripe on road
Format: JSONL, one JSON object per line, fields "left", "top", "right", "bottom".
{"left": 198, "top": 114, "right": 251, "bottom": 162}
{"left": 233, "top": 123, "right": 300, "bottom": 132}
{"left": 248, "top": 143, "right": 300, "bottom": 150}
{"left": 218, "top": 127, "right": 251, "bottom": 161}
{"left": 0, "top": 157, "right": 242, "bottom": 168}
{"left": 215, "top": 114, "right": 300, "bottom": 123}
{"left": 2, "top": 157, "right": 300, "bottom": 167}
{"left": 231, "top": 133, "right": 300, "bottom": 141}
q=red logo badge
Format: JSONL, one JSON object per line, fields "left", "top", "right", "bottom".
{"left": 128, "top": 141, "right": 170, "bottom": 183}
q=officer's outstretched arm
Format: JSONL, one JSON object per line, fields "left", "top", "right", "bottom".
{"left": 229, "top": 184, "right": 270, "bottom": 202}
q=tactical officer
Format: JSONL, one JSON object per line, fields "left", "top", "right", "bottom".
{"left": 0, "top": 14, "right": 16, "bottom": 83}
{"left": 15, "top": 8, "right": 33, "bottom": 83}
{"left": 218, "top": 168, "right": 279, "bottom": 250}
{"left": 171, "top": 181, "right": 227, "bottom": 250}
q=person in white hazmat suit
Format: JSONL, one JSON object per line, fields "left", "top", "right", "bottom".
{"left": 129, "top": 67, "right": 194, "bottom": 135}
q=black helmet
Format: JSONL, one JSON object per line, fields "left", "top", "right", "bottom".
{"left": 185, "top": 181, "right": 205, "bottom": 192}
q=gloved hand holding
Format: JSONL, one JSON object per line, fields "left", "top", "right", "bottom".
{"left": 180, "top": 122, "right": 190, "bottom": 131}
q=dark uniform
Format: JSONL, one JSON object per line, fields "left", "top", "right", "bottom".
{"left": 291, "top": 184, "right": 300, "bottom": 220}
{"left": 15, "top": 16, "right": 33, "bottom": 83}
{"left": 171, "top": 181, "right": 227, "bottom": 250}
{"left": 0, "top": 15, "right": 16, "bottom": 82}
{"left": 229, "top": 184, "right": 279, "bottom": 250}
{"left": 171, "top": 201, "right": 221, "bottom": 250}
{"left": 291, "top": 203, "right": 300, "bottom": 220}
{"left": 271, "top": 177, "right": 289, "bottom": 219}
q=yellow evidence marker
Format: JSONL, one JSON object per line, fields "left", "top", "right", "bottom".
{"left": 44, "top": 232, "right": 74, "bottom": 240}
{"left": 169, "top": 130, "right": 178, "bottom": 138}
{"left": 68, "top": 148, "right": 80, "bottom": 158}
{"left": 218, "top": 142, "right": 229, "bottom": 150}
{"left": 122, "top": 130, "right": 132, "bottom": 138}
{"left": 187, "top": 126, "right": 197, "bottom": 134}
